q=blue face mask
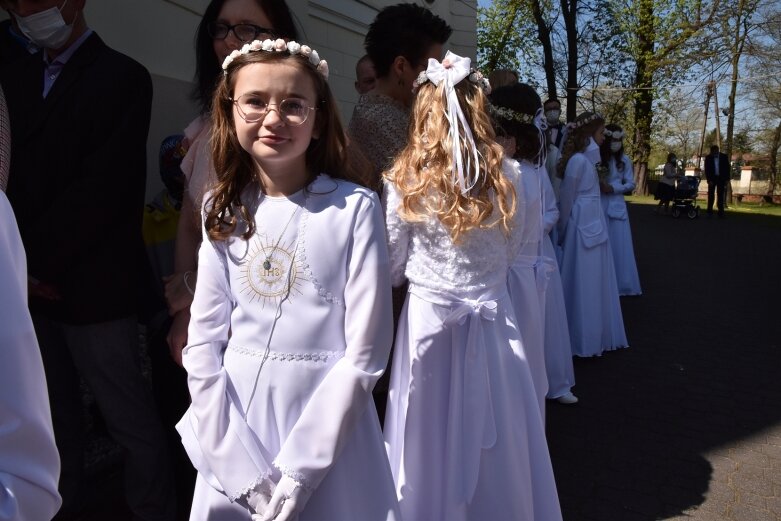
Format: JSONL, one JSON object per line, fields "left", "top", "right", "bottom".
{"left": 14, "top": 0, "right": 74, "bottom": 50}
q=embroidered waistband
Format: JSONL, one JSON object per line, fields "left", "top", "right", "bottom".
{"left": 227, "top": 344, "right": 343, "bottom": 362}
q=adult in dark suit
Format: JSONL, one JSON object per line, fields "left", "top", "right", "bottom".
{"left": 1, "top": 1, "right": 174, "bottom": 519}
{"left": 544, "top": 97, "right": 567, "bottom": 149}
{"left": 704, "top": 144, "right": 730, "bottom": 218}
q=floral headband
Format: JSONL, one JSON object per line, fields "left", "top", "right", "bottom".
{"left": 221, "top": 39, "right": 329, "bottom": 79}
{"left": 489, "top": 105, "right": 535, "bottom": 125}
{"left": 566, "top": 112, "right": 603, "bottom": 131}
{"left": 604, "top": 129, "right": 624, "bottom": 139}
{"left": 414, "top": 64, "right": 491, "bottom": 96}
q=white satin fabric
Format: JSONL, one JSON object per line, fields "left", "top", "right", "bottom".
{"left": 600, "top": 154, "right": 642, "bottom": 296}
{"left": 383, "top": 164, "right": 562, "bottom": 521}
{"left": 539, "top": 173, "right": 577, "bottom": 400}
{"left": 0, "top": 192, "right": 61, "bottom": 521}
{"left": 558, "top": 153, "right": 628, "bottom": 357}
{"left": 507, "top": 160, "right": 548, "bottom": 417}
{"left": 178, "top": 176, "right": 400, "bottom": 520}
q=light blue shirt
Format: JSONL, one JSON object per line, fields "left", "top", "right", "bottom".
{"left": 42, "top": 28, "right": 93, "bottom": 98}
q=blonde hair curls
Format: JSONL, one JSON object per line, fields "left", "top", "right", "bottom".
{"left": 557, "top": 111, "right": 604, "bottom": 178}
{"left": 384, "top": 79, "right": 515, "bottom": 244}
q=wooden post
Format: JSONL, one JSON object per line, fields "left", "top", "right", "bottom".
{"left": 712, "top": 81, "right": 722, "bottom": 149}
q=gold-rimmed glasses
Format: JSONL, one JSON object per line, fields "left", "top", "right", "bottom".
{"left": 230, "top": 94, "right": 317, "bottom": 126}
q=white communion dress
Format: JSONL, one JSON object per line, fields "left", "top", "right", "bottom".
{"left": 558, "top": 153, "right": 628, "bottom": 357}
{"left": 177, "top": 175, "right": 401, "bottom": 521}
{"left": 601, "top": 154, "right": 642, "bottom": 296}
{"left": 537, "top": 167, "right": 577, "bottom": 400}
{"left": 382, "top": 160, "right": 562, "bottom": 521}
{"left": 507, "top": 159, "right": 549, "bottom": 417}
{"left": 0, "top": 192, "right": 62, "bottom": 521}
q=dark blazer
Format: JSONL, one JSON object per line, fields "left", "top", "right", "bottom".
{"left": 704, "top": 152, "right": 730, "bottom": 186}
{"left": 1, "top": 33, "right": 153, "bottom": 324}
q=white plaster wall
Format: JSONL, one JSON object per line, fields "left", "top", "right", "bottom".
{"left": 2, "top": 0, "right": 476, "bottom": 199}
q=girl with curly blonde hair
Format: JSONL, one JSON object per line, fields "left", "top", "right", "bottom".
{"left": 557, "top": 112, "right": 628, "bottom": 358}
{"left": 382, "top": 51, "right": 562, "bottom": 521}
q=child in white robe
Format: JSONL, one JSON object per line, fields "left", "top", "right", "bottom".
{"left": 0, "top": 192, "right": 61, "bottom": 521}
{"left": 557, "top": 112, "right": 628, "bottom": 357}
{"left": 490, "top": 83, "right": 578, "bottom": 408}
{"left": 382, "top": 51, "right": 562, "bottom": 521}
{"left": 176, "top": 40, "right": 400, "bottom": 521}
{"left": 599, "top": 124, "right": 642, "bottom": 296}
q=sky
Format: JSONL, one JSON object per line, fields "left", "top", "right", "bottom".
{"left": 474, "top": 0, "right": 756, "bottom": 146}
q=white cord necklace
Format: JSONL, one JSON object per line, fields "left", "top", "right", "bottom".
{"left": 261, "top": 204, "right": 301, "bottom": 270}
{"left": 244, "top": 191, "right": 306, "bottom": 419}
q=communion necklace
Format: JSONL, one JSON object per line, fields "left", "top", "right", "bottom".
{"left": 261, "top": 202, "right": 301, "bottom": 270}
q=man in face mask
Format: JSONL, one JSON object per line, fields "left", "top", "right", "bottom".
{"left": 0, "top": 1, "right": 176, "bottom": 519}
{"left": 544, "top": 98, "right": 566, "bottom": 149}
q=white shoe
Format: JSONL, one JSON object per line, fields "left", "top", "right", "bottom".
{"left": 556, "top": 392, "right": 578, "bottom": 405}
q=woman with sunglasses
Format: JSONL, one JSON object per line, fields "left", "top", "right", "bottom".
{"left": 165, "top": 0, "right": 298, "bottom": 366}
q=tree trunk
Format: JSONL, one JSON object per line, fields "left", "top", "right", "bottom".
{"left": 561, "top": 0, "right": 578, "bottom": 121}
{"left": 530, "top": 0, "right": 557, "bottom": 99}
{"left": 725, "top": 0, "right": 747, "bottom": 205}
{"left": 632, "top": 0, "right": 654, "bottom": 195}
{"left": 769, "top": 120, "right": 781, "bottom": 195}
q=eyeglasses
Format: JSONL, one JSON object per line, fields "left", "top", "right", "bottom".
{"left": 208, "top": 22, "right": 275, "bottom": 42}
{"left": 230, "top": 94, "right": 317, "bottom": 126}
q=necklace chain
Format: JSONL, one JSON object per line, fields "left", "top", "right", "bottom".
{"left": 262, "top": 202, "right": 302, "bottom": 270}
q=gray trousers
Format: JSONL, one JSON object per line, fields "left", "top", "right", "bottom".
{"left": 33, "top": 314, "right": 175, "bottom": 521}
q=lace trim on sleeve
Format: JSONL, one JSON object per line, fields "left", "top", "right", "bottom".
{"left": 273, "top": 462, "right": 313, "bottom": 491}
{"left": 228, "top": 468, "right": 273, "bottom": 503}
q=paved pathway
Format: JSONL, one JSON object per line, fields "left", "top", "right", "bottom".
{"left": 547, "top": 202, "right": 781, "bottom": 521}
{"left": 74, "top": 201, "right": 781, "bottom": 521}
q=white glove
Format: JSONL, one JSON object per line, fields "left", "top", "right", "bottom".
{"left": 246, "top": 478, "right": 276, "bottom": 515}
{"left": 251, "top": 474, "right": 312, "bottom": 521}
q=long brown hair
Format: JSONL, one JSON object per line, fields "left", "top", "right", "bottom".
{"left": 557, "top": 112, "right": 604, "bottom": 178}
{"left": 205, "top": 49, "right": 368, "bottom": 241}
{"left": 384, "top": 78, "right": 516, "bottom": 244}
{"left": 600, "top": 123, "right": 626, "bottom": 170}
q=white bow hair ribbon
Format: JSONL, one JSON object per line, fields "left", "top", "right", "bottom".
{"left": 424, "top": 51, "right": 483, "bottom": 195}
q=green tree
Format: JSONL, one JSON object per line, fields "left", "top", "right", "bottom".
{"left": 612, "top": 0, "right": 720, "bottom": 194}
{"left": 477, "top": 0, "right": 538, "bottom": 76}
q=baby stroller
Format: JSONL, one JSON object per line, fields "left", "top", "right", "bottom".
{"left": 670, "top": 175, "right": 701, "bottom": 219}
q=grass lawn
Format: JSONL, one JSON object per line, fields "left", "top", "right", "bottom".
{"left": 626, "top": 194, "right": 781, "bottom": 228}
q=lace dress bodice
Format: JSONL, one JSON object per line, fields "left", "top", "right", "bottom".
{"left": 383, "top": 159, "right": 521, "bottom": 295}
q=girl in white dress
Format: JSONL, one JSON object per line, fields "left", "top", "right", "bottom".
{"left": 599, "top": 124, "right": 642, "bottom": 296}
{"left": 490, "top": 84, "right": 577, "bottom": 408}
{"left": 557, "top": 113, "right": 628, "bottom": 357}
{"left": 383, "top": 51, "right": 562, "bottom": 521}
{"left": 176, "top": 40, "right": 401, "bottom": 521}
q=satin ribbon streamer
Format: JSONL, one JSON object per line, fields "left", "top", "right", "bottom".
{"left": 424, "top": 51, "right": 483, "bottom": 195}
{"left": 442, "top": 297, "right": 499, "bottom": 504}
{"left": 533, "top": 107, "right": 549, "bottom": 168}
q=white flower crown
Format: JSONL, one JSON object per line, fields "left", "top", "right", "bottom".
{"left": 489, "top": 104, "right": 535, "bottom": 124}
{"left": 566, "top": 112, "right": 603, "bottom": 130}
{"left": 221, "top": 39, "right": 329, "bottom": 79}
{"left": 413, "top": 67, "right": 491, "bottom": 95}
{"left": 604, "top": 129, "right": 624, "bottom": 139}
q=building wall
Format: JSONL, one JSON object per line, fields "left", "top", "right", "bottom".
{"left": 2, "top": 0, "right": 476, "bottom": 199}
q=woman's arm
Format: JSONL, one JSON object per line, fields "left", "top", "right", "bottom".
{"left": 165, "top": 194, "right": 201, "bottom": 365}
